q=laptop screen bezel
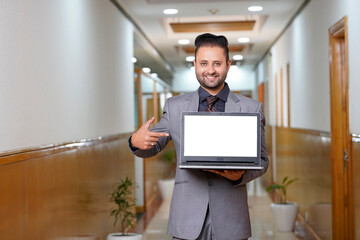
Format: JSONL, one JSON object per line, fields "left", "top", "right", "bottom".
{"left": 180, "top": 112, "right": 261, "bottom": 167}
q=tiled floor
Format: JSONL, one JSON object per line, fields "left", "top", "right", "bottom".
{"left": 142, "top": 179, "right": 299, "bottom": 240}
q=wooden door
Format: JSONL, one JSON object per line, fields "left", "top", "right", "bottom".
{"left": 328, "top": 16, "right": 354, "bottom": 240}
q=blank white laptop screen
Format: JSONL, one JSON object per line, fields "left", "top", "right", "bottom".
{"left": 180, "top": 112, "right": 262, "bottom": 169}
{"left": 184, "top": 115, "right": 257, "bottom": 157}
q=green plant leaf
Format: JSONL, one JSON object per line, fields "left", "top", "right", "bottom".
{"left": 285, "top": 178, "right": 298, "bottom": 187}
{"left": 109, "top": 176, "right": 136, "bottom": 233}
{"left": 266, "top": 184, "right": 283, "bottom": 192}
{"left": 266, "top": 176, "right": 299, "bottom": 204}
{"left": 282, "top": 176, "right": 288, "bottom": 184}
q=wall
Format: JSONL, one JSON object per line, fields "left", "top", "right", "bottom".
{"left": 255, "top": 0, "right": 360, "bottom": 238}
{"left": 256, "top": 0, "right": 360, "bottom": 133}
{"left": 275, "top": 127, "right": 332, "bottom": 239}
{"left": 0, "top": 134, "right": 135, "bottom": 240}
{"left": 0, "top": 0, "right": 135, "bottom": 152}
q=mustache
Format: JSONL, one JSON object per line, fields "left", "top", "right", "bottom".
{"left": 204, "top": 74, "right": 219, "bottom": 77}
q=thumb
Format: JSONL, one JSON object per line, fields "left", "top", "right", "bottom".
{"left": 142, "top": 116, "right": 155, "bottom": 130}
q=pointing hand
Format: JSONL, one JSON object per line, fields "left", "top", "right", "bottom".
{"left": 131, "top": 117, "right": 169, "bottom": 150}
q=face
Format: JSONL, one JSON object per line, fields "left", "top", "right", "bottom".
{"left": 194, "top": 46, "right": 231, "bottom": 95}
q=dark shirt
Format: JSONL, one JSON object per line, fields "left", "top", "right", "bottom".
{"left": 198, "top": 83, "right": 230, "bottom": 112}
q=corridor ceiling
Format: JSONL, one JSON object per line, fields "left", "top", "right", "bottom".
{"left": 114, "top": 0, "right": 306, "bottom": 84}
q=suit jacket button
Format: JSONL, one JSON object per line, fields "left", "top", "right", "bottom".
{"left": 208, "top": 181, "right": 213, "bottom": 186}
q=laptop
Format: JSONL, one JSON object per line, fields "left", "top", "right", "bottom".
{"left": 179, "top": 112, "right": 263, "bottom": 170}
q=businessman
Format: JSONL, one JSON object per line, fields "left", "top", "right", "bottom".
{"left": 129, "top": 33, "right": 269, "bottom": 240}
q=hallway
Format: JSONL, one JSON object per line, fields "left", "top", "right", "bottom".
{"left": 1, "top": 1, "right": 360, "bottom": 239}
{"left": 141, "top": 179, "right": 300, "bottom": 240}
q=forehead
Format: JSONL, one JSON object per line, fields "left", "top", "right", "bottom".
{"left": 196, "top": 46, "right": 227, "bottom": 61}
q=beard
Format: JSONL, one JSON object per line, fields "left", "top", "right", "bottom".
{"left": 195, "top": 72, "right": 227, "bottom": 91}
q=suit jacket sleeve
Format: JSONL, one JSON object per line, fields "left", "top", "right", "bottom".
{"left": 234, "top": 102, "right": 269, "bottom": 186}
{"left": 128, "top": 99, "right": 172, "bottom": 158}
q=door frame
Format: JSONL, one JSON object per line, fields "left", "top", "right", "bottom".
{"left": 328, "top": 16, "right": 354, "bottom": 240}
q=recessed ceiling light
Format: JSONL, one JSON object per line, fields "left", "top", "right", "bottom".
{"left": 233, "top": 55, "right": 244, "bottom": 61}
{"left": 248, "top": 6, "right": 263, "bottom": 12}
{"left": 151, "top": 73, "right": 158, "bottom": 78}
{"left": 132, "top": 57, "right": 137, "bottom": 63}
{"left": 238, "top": 37, "right": 250, "bottom": 43}
{"left": 186, "top": 56, "right": 195, "bottom": 62}
{"left": 178, "top": 39, "right": 190, "bottom": 45}
{"left": 142, "top": 67, "right": 151, "bottom": 73}
{"left": 163, "top": 9, "right": 178, "bottom": 15}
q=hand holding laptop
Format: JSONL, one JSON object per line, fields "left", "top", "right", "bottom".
{"left": 131, "top": 117, "right": 169, "bottom": 150}
{"left": 205, "top": 169, "right": 245, "bottom": 181}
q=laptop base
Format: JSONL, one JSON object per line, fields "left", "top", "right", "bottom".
{"left": 179, "top": 164, "right": 263, "bottom": 170}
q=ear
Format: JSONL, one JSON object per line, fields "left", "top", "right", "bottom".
{"left": 227, "top": 59, "right": 231, "bottom": 71}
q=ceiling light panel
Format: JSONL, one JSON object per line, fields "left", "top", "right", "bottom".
{"left": 142, "top": 67, "right": 151, "bottom": 73}
{"left": 233, "top": 55, "right": 243, "bottom": 60}
{"left": 238, "top": 37, "right": 250, "bottom": 43}
{"left": 163, "top": 8, "right": 178, "bottom": 15}
{"left": 248, "top": 6, "right": 263, "bottom": 12}
{"left": 178, "top": 39, "right": 190, "bottom": 45}
{"left": 186, "top": 56, "right": 195, "bottom": 62}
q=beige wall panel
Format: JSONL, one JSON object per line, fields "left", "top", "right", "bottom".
{"left": 0, "top": 134, "right": 134, "bottom": 240}
{"left": 26, "top": 158, "right": 56, "bottom": 239}
{"left": 275, "top": 127, "right": 331, "bottom": 239}
{"left": 0, "top": 163, "right": 27, "bottom": 240}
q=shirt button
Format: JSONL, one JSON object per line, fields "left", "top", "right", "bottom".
{"left": 208, "top": 181, "right": 213, "bottom": 186}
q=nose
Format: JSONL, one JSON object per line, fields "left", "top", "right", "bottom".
{"left": 207, "top": 65, "right": 215, "bottom": 74}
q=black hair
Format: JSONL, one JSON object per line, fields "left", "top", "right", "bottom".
{"left": 194, "top": 33, "right": 229, "bottom": 62}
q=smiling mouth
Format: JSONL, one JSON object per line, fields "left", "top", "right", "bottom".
{"left": 205, "top": 75, "right": 218, "bottom": 81}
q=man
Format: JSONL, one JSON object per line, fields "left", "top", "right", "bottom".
{"left": 129, "top": 33, "right": 269, "bottom": 240}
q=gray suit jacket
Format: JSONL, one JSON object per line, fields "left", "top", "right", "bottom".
{"left": 130, "top": 90, "right": 269, "bottom": 240}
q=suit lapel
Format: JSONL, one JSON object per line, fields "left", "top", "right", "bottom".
{"left": 185, "top": 91, "right": 199, "bottom": 111}
{"left": 225, "top": 92, "right": 241, "bottom": 112}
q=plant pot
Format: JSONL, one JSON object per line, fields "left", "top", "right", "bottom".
{"left": 270, "top": 202, "right": 298, "bottom": 232}
{"left": 106, "top": 233, "right": 142, "bottom": 240}
{"left": 157, "top": 178, "right": 175, "bottom": 200}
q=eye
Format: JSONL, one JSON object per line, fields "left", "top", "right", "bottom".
{"left": 214, "top": 62, "right": 220, "bottom": 66}
{"left": 200, "top": 62, "right": 207, "bottom": 66}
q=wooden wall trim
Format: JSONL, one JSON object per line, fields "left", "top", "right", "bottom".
{"left": 275, "top": 126, "right": 330, "bottom": 138}
{"left": 274, "top": 127, "right": 360, "bottom": 142}
{"left": 0, "top": 133, "right": 132, "bottom": 166}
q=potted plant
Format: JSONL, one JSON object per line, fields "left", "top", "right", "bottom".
{"left": 266, "top": 176, "right": 299, "bottom": 232}
{"left": 107, "top": 177, "right": 142, "bottom": 240}
{"left": 157, "top": 149, "right": 176, "bottom": 201}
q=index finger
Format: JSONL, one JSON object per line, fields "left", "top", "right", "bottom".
{"left": 149, "top": 132, "right": 169, "bottom": 137}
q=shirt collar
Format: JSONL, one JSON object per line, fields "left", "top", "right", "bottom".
{"left": 198, "top": 82, "right": 230, "bottom": 102}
